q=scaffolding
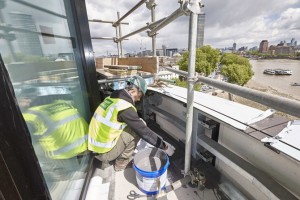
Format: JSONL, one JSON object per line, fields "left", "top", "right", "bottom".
{"left": 87, "top": 0, "right": 300, "bottom": 181}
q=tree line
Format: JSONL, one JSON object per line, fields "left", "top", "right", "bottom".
{"left": 177, "top": 45, "right": 254, "bottom": 86}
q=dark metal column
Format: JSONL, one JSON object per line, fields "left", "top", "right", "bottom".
{"left": 67, "top": 0, "right": 100, "bottom": 113}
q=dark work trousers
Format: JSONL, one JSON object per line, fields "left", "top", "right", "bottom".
{"left": 95, "top": 126, "right": 140, "bottom": 163}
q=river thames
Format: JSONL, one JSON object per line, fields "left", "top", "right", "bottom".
{"left": 249, "top": 59, "right": 300, "bottom": 100}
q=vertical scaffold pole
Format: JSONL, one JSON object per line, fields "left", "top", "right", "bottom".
{"left": 150, "top": 1, "right": 156, "bottom": 56}
{"left": 117, "top": 11, "right": 123, "bottom": 57}
{"left": 184, "top": 11, "right": 198, "bottom": 175}
{"left": 115, "top": 24, "right": 120, "bottom": 57}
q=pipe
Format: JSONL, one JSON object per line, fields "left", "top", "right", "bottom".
{"left": 151, "top": 1, "right": 156, "bottom": 56}
{"left": 117, "top": 17, "right": 166, "bottom": 42}
{"left": 115, "top": 25, "right": 120, "bottom": 57}
{"left": 91, "top": 37, "right": 128, "bottom": 41}
{"left": 164, "top": 67, "right": 300, "bottom": 118}
{"left": 164, "top": 67, "right": 189, "bottom": 76}
{"left": 112, "top": 0, "right": 147, "bottom": 27}
{"left": 98, "top": 74, "right": 154, "bottom": 84}
{"left": 88, "top": 19, "right": 129, "bottom": 25}
{"left": 184, "top": 12, "right": 198, "bottom": 175}
{"left": 148, "top": 8, "right": 185, "bottom": 37}
{"left": 91, "top": 37, "right": 115, "bottom": 40}
{"left": 157, "top": 77, "right": 176, "bottom": 84}
{"left": 117, "top": 12, "right": 123, "bottom": 57}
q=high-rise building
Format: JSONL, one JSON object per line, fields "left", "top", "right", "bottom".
{"left": 196, "top": 13, "right": 205, "bottom": 48}
{"left": 162, "top": 45, "right": 167, "bottom": 56}
{"left": 10, "top": 12, "right": 43, "bottom": 56}
{"left": 259, "top": 40, "right": 268, "bottom": 53}
{"left": 291, "top": 38, "right": 297, "bottom": 47}
{"left": 233, "top": 42, "right": 237, "bottom": 51}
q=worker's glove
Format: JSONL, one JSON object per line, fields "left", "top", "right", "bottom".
{"left": 164, "top": 141, "right": 176, "bottom": 156}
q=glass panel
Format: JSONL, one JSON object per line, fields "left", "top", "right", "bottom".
{"left": 0, "top": 1, "right": 90, "bottom": 199}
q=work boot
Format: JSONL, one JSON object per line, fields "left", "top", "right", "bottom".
{"left": 114, "top": 158, "right": 130, "bottom": 171}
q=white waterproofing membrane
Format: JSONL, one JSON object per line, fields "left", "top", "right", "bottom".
{"left": 261, "top": 120, "right": 300, "bottom": 161}
{"left": 148, "top": 85, "right": 269, "bottom": 130}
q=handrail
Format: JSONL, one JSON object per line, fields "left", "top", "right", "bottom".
{"left": 165, "top": 67, "right": 300, "bottom": 118}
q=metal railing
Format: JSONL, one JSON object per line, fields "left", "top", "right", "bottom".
{"left": 165, "top": 67, "right": 300, "bottom": 118}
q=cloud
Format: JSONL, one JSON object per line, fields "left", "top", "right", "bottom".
{"left": 86, "top": 0, "right": 300, "bottom": 55}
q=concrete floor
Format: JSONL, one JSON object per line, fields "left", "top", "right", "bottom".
{"left": 114, "top": 167, "right": 209, "bottom": 200}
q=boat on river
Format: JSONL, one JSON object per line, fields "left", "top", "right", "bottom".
{"left": 263, "top": 69, "right": 292, "bottom": 75}
{"left": 291, "top": 82, "right": 300, "bottom": 86}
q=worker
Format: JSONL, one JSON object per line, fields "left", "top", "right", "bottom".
{"left": 88, "top": 75, "right": 175, "bottom": 171}
{"left": 23, "top": 99, "right": 89, "bottom": 160}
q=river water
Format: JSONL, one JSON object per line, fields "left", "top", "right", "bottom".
{"left": 249, "top": 59, "right": 300, "bottom": 100}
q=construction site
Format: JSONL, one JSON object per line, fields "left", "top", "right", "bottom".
{"left": 0, "top": 0, "right": 300, "bottom": 200}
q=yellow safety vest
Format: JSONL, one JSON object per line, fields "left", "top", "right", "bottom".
{"left": 88, "top": 97, "right": 136, "bottom": 153}
{"left": 23, "top": 101, "right": 88, "bottom": 159}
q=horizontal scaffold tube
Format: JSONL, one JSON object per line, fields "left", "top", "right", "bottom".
{"left": 117, "top": 17, "right": 166, "bottom": 42}
{"left": 148, "top": 7, "right": 185, "bottom": 37}
{"left": 89, "top": 19, "right": 129, "bottom": 25}
{"left": 112, "top": 0, "right": 148, "bottom": 27}
{"left": 91, "top": 37, "right": 115, "bottom": 40}
{"left": 165, "top": 67, "right": 300, "bottom": 118}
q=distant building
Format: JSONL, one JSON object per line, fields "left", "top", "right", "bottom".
{"left": 249, "top": 46, "right": 258, "bottom": 51}
{"left": 219, "top": 47, "right": 233, "bottom": 53}
{"left": 238, "top": 46, "right": 248, "bottom": 51}
{"left": 162, "top": 45, "right": 167, "bottom": 56}
{"left": 156, "top": 49, "right": 164, "bottom": 56}
{"left": 259, "top": 40, "right": 268, "bottom": 53}
{"left": 290, "top": 38, "right": 297, "bottom": 47}
{"left": 165, "top": 48, "right": 178, "bottom": 57}
{"left": 278, "top": 40, "right": 287, "bottom": 47}
{"left": 138, "top": 50, "right": 152, "bottom": 57}
{"left": 269, "top": 44, "right": 296, "bottom": 56}
{"left": 196, "top": 13, "right": 205, "bottom": 48}
{"left": 233, "top": 42, "right": 236, "bottom": 51}
{"left": 177, "top": 48, "right": 187, "bottom": 55}
{"left": 10, "top": 12, "right": 43, "bottom": 56}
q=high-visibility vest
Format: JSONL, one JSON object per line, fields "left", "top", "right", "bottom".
{"left": 23, "top": 101, "right": 88, "bottom": 159}
{"left": 88, "top": 97, "right": 136, "bottom": 153}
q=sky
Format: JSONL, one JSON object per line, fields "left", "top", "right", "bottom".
{"left": 86, "top": 0, "right": 300, "bottom": 56}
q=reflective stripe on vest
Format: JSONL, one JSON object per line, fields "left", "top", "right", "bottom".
{"left": 26, "top": 109, "right": 81, "bottom": 138}
{"left": 93, "top": 112, "right": 127, "bottom": 130}
{"left": 88, "top": 97, "right": 136, "bottom": 153}
{"left": 24, "top": 102, "right": 88, "bottom": 159}
{"left": 51, "top": 134, "right": 88, "bottom": 158}
{"left": 88, "top": 135, "right": 116, "bottom": 149}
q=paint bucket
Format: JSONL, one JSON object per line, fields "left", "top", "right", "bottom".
{"left": 133, "top": 147, "right": 169, "bottom": 195}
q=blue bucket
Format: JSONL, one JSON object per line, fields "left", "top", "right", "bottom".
{"left": 133, "top": 148, "right": 169, "bottom": 195}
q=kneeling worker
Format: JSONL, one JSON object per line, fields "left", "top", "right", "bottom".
{"left": 88, "top": 76, "right": 175, "bottom": 171}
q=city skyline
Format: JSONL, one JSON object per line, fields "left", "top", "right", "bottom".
{"left": 86, "top": 0, "right": 300, "bottom": 56}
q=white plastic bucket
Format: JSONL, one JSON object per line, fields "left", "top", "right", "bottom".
{"left": 133, "top": 148, "right": 169, "bottom": 195}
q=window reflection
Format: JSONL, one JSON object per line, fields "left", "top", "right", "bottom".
{"left": 0, "top": 0, "right": 90, "bottom": 199}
